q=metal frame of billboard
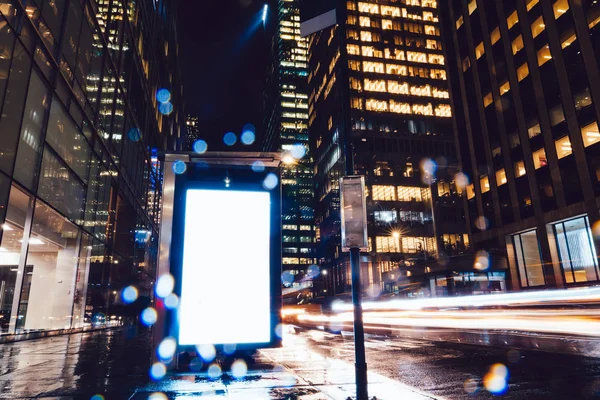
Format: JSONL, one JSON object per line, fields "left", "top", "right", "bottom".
{"left": 157, "top": 152, "right": 283, "bottom": 357}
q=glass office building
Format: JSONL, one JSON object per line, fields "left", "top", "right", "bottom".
{"left": 305, "top": 0, "right": 467, "bottom": 296}
{"left": 263, "top": 0, "right": 316, "bottom": 290}
{"left": 440, "top": 0, "right": 600, "bottom": 289}
{"left": 0, "top": 0, "right": 183, "bottom": 335}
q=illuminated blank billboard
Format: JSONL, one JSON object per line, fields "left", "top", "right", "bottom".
{"left": 178, "top": 189, "right": 271, "bottom": 345}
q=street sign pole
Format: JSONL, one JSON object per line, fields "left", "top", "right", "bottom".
{"left": 340, "top": 176, "right": 369, "bottom": 400}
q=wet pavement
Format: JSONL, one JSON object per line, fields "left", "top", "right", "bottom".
{"left": 1, "top": 326, "right": 600, "bottom": 399}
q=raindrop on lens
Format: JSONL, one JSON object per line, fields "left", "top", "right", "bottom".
{"left": 207, "top": 364, "right": 222, "bottom": 379}
{"left": 149, "top": 362, "right": 167, "bottom": 380}
{"left": 159, "top": 102, "right": 174, "bottom": 115}
{"left": 231, "top": 359, "right": 248, "bottom": 379}
{"left": 90, "top": 395, "right": 104, "bottom": 400}
{"left": 140, "top": 307, "right": 158, "bottom": 326}
{"left": 281, "top": 271, "right": 294, "bottom": 286}
{"left": 193, "top": 140, "right": 208, "bottom": 154}
{"left": 121, "top": 286, "right": 138, "bottom": 304}
{"left": 263, "top": 173, "right": 278, "bottom": 190}
{"left": 223, "top": 132, "right": 237, "bottom": 146}
{"left": 127, "top": 128, "right": 142, "bottom": 142}
{"left": 164, "top": 293, "right": 179, "bottom": 309}
{"left": 156, "top": 274, "right": 175, "bottom": 298}
{"left": 172, "top": 160, "right": 187, "bottom": 175}
{"left": 157, "top": 337, "right": 177, "bottom": 361}
{"left": 147, "top": 393, "right": 168, "bottom": 400}
{"left": 156, "top": 88, "right": 171, "bottom": 103}
{"left": 197, "top": 344, "right": 216, "bottom": 362}
{"left": 252, "top": 161, "right": 265, "bottom": 172}
{"left": 307, "top": 265, "right": 320, "bottom": 279}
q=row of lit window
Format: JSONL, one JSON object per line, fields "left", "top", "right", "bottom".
{"left": 348, "top": 10, "right": 438, "bottom": 26}
{"left": 371, "top": 185, "right": 431, "bottom": 202}
{"left": 373, "top": 210, "right": 425, "bottom": 224}
{"left": 283, "top": 225, "right": 314, "bottom": 231}
{"left": 282, "top": 258, "right": 316, "bottom": 265}
{"left": 350, "top": 45, "right": 444, "bottom": 65}
{"left": 351, "top": 78, "right": 449, "bottom": 98}
{"left": 283, "top": 247, "right": 314, "bottom": 254}
{"left": 283, "top": 236, "right": 314, "bottom": 243}
{"left": 349, "top": 1, "right": 438, "bottom": 15}
{"left": 352, "top": 98, "right": 452, "bottom": 117}
{"left": 349, "top": 59, "right": 447, "bottom": 81}
{"left": 467, "top": 122, "right": 600, "bottom": 199}
{"left": 375, "top": 236, "right": 436, "bottom": 253}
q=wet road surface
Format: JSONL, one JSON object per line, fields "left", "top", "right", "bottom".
{"left": 1, "top": 326, "right": 599, "bottom": 399}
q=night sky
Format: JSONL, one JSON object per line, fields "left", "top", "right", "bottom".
{"left": 178, "top": 0, "right": 274, "bottom": 151}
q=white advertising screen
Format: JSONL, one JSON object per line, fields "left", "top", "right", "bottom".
{"left": 178, "top": 189, "right": 272, "bottom": 345}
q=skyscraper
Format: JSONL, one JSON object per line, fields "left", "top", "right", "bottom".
{"left": 263, "top": 0, "right": 317, "bottom": 292}
{"left": 305, "top": 0, "right": 468, "bottom": 296}
{"left": 439, "top": 0, "right": 600, "bottom": 290}
{"left": 0, "top": 0, "right": 183, "bottom": 336}
{"left": 185, "top": 114, "right": 200, "bottom": 150}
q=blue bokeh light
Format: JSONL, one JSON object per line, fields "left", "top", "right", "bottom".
{"left": 307, "top": 265, "right": 321, "bottom": 279}
{"left": 172, "top": 160, "right": 187, "bottom": 175}
{"left": 223, "top": 132, "right": 237, "bottom": 146}
{"left": 159, "top": 102, "right": 174, "bottom": 115}
{"left": 290, "top": 144, "right": 306, "bottom": 159}
{"left": 155, "top": 274, "right": 175, "bottom": 298}
{"left": 207, "top": 364, "right": 222, "bottom": 380}
{"left": 140, "top": 307, "right": 158, "bottom": 326}
{"left": 164, "top": 293, "right": 179, "bottom": 309}
{"left": 241, "top": 131, "right": 256, "bottom": 145}
{"left": 231, "top": 359, "right": 248, "bottom": 380}
{"left": 193, "top": 140, "right": 208, "bottom": 154}
{"left": 281, "top": 271, "right": 294, "bottom": 287}
{"left": 157, "top": 337, "right": 177, "bottom": 361}
{"left": 121, "top": 286, "right": 138, "bottom": 304}
{"left": 252, "top": 161, "right": 265, "bottom": 173}
{"left": 156, "top": 88, "right": 171, "bottom": 104}
{"left": 149, "top": 362, "right": 167, "bottom": 380}
{"left": 127, "top": 128, "right": 142, "bottom": 142}
{"left": 263, "top": 173, "right": 278, "bottom": 190}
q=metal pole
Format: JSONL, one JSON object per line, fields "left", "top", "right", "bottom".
{"left": 350, "top": 247, "right": 368, "bottom": 400}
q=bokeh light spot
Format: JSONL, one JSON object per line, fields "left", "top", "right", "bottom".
{"left": 263, "top": 173, "right": 278, "bottom": 190}
{"left": 252, "top": 161, "right": 265, "bottom": 172}
{"left": 172, "top": 160, "right": 187, "bottom": 175}
{"left": 90, "top": 395, "right": 104, "bottom": 400}
{"left": 241, "top": 131, "right": 256, "bottom": 145}
{"left": 197, "top": 344, "right": 216, "bottom": 362}
{"left": 207, "top": 364, "right": 222, "bottom": 379}
{"left": 455, "top": 172, "right": 469, "bottom": 191}
{"left": 149, "top": 362, "right": 167, "bottom": 380}
{"left": 164, "top": 293, "right": 179, "bottom": 309}
{"left": 156, "top": 88, "right": 171, "bottom": 103}
{"left": 156, "top": 274, "right": 175, "bottom": 298}
{"left": 475, "top": 216, "right": 490, "bottom": 231}
{"left": 159, "top": 102, "right": 174, "bottom": 115}
{"left": 223, "top": 343, "right": 237, "bottom": 355}
{"left": 307, "top": 265, "right": 320, "bottom": 279}
{"left": 140, "top": 307, "right": 158, "bottom": 326}
{"left": 189, "top": 357, "right": 203, "bottom": 372}
{"left": 121, "top": 286, "right": 138, "bottom": 304}
{"left": 290, "top": 144, "right": 306, "bottom": 159}
{"left": 483, "top": 363, "right": 509, "bottom": 395}
{"left": 474, "top": 250, "right": 490, "bottom": 271}
{"left": 275, "top": 323, "right": 284, "bottom": 339}
{"left": 223, "top": 132, "right": 237, "bottom": 146}
{"left": 231, "top": 359, "right": 248, "bottom": 379}
{"left": 463, "top": 378, "right": 479, "bottom": 395}
{"left": 193, "top": 140, "right": 208, "bottom": 154}
{"left": 147, "top": 393, "right": 168, "bottom": 400}
{"left": 281, "top": 271, "right": 294, "bottom": 287}
{"left": 127, "top": 128, "right": 142, "bottom": 142}
{"left": 157, "top": 337, "right": 177, "bottom": 361}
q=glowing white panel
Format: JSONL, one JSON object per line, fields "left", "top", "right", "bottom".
{"left": 179, "top": 189, "right": 271, "bottom": 345}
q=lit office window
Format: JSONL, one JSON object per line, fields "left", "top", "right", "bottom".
{"left": 507, "top": 11, "right": 519, "bottom": 29}
{"left": 456, "top": 15, "right": 464, "bottom": 29}
{"left": 531, "top": 15, "right": 545, "bottom": 38}
{"left": 358, "top": 2, "right": 379, "bottom": 14}
{"left": 374, "top": 210, "right": 397, "bottom": 224}
{"left": 372, "top": 185, "right": 396, "bottom": 201}
{"left": 537, "top": 45, "right": 552, "bottom": 66}
{"left": 554, "top": 216, "right": 599, "bottom": 284}
{"left": 496, "top": 169, "right": 507, "bottom": 186}
{"left": 390, "top": 100, "right": 411, "bottom": 114}
{"left": 398, "top": 186, "right": 425, "bottom": 202}
{"left": 468, "top": 0, "right": 477, "bottom": 15}
{"left": 466, "top": 184, "right": 475, "bottom": 199}
{"left": 490, "top": 27, "right": 501, "bottom": 45}
{"left": 388, "top": 81, "right": 409, "bottom": 94}
{"left": 553, "top": 0, "right": 569, "bottom": 19}
{"left": 480, "top": 176, "right": 490, "bottom": 193}
{"left": 555, "top": 136, "right": 572, "bottom": 159}
{"left": 582, "top": 122, "right": 600, "bottom": 147}
{"left": 360, "top": 31, "right": 373, "bottom": 42}
{"left": 282, "top": 258, "right": 299, "bottom": 265}
{"left": 512, "top": 35, "right": 524, "bottom": 54}
{"left": 483, "top": 93, "right": 493, "bottom": 107}
{"left": 512, "top": 230, "right": 546, "bottom": 287}
{"left": 364, "top": 79, "right": 386, "bottom": 92}
{"left": 499, "top": 81, "right": 511, "bottom": 95}
{"left": 347, "top": 44, "right": 360, "bottom": 55}
{"left": 475, "top": 42, "right": 485, "bottom": 59}
{"left": 561, "top": 33, "right": 577, "bottom": 49}
{"left": 381, "top": 5, "right": 401, "bottom": 17}
{"left": 527, "top": 0, "right": 539, "bottom": 11}
{"left": 532, "top": 148, "right": 548, "bottom": 169}
{"left": 517, "top": 63, "right": 530, "bottom": 81}
{"left": 366, "top": 99, "right": 389, "bottom": 112}
{"left": 376, "top": 236, "right": 401, "bottom": 253}
{"left": 359, "top": 16, "right": 371, "bottom": 27}
{"left": 515, "top": 161, "right": 527, "bottom": 177}
{"left": 363, "top": 61, "right": 385, "bottom": 73}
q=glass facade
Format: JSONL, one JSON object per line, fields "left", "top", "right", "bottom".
{"left": 0, "top": 0, "right": 183, "bottom": 335}
{"left": 306, "top": 0, "right": 466, "bottom": 297}
{"left": 263, "top": 0, "right": 316, "bottom": 288}
{"left": 440, "top": 0, "right": 600, "bottom": 289}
